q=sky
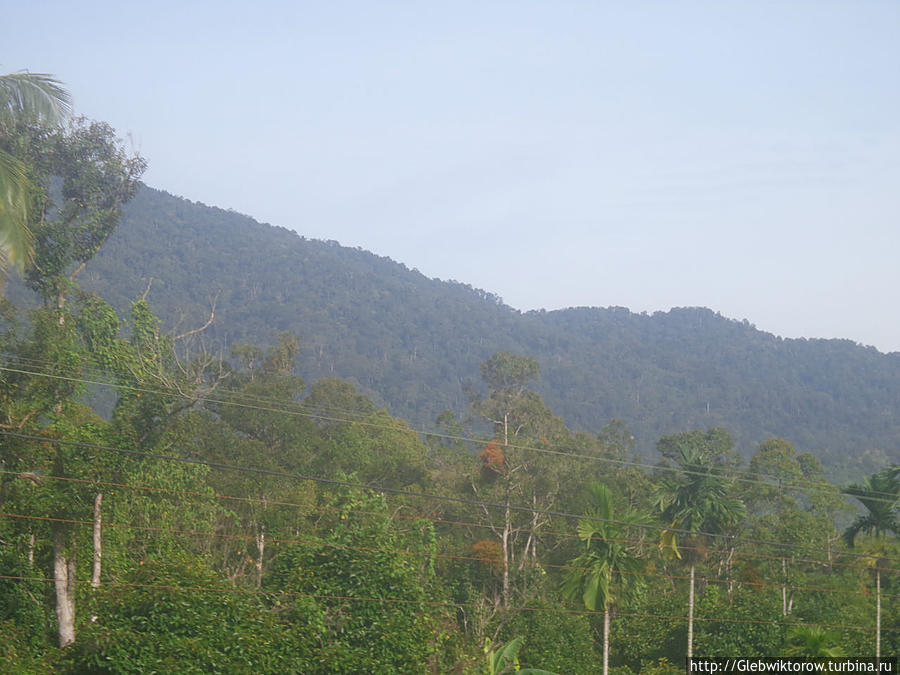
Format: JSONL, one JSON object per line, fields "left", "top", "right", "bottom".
{"left": 5, "top": 1, "right": 899, "bottom": 352}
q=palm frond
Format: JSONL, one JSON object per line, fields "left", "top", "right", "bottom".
{"left": 0, "top": 148, "right": 33, "bottom": 273}
{"left": 0, "top": 71, "right": 70, "bottom": 280}
{"left": 659, "top": 528, "right": 681, "bottom": 560}
{"left": 841, "top": 515, "right": 868, "bottom": 548}
{"left": 842, "top": 469, "right": 900, "bottom": 546}
{"left": 0, "top": 72, "right": 72, "bottom": 124}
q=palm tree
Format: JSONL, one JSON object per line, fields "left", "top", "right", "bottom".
{"left": 842, "top": 467, "right": 900, "bottom": 659}
{"left": 783, "top": 625, "right": 845, "bottom": 657}
{"left": 654, "top": 446, "right": 745, "bottom": 660}
{"left": 563, "top": 483, "right": 651, "bottom": 675}
{"left": 0, "top": 72, "right": 71, "bottom": 276}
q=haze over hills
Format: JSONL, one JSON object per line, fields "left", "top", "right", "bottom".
{"left": 30, "top": 185, "right": 897, "bottom": 473}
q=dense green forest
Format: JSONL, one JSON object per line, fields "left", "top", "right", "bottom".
{"left": 8, "top": 184, "right": 891, "bottom": 474}
{"left": 1, "top": 87, "right": 898, "bottom": 672}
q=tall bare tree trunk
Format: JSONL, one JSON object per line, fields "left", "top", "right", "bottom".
{"left": 501, "top": 491, "right": 510, "bottom": 607}
{"left": 781, "top": 557, "right": 787, "bottom": 616}
{"left": 687, "top": 564, "right": 695, "bottom": 660}
{"left": 27, "top": 530, "right": 34, "bottom": 566}
{"left": 53, "top": 526, "right": 75, "bottom": 647}
{"left": 500, "top": 413, "right": 510, "bottom": 607}
{"left": 90, "top": 492, "right": 102, "bottom": 623}
{"left": 726, "top": 546, "right": 735, "bottom": 598}
{"left": 603, "top": 604, "right": 610, "bottom": 675}
{"left": 92, "top": 493, "right": 102, "bottom": 588}
{"left": 255, "top": 527, "right": 265, "bottom": 589}
{"left": 876, "top": 569, "right": 881, "bottom": 659}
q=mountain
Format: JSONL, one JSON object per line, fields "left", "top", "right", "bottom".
{"left": 17, "top": 185, "right": 899, "bottom": 471}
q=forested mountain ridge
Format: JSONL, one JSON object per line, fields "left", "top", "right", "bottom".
{"left": 24, "top": 184, "right": 896, "bottom": 470}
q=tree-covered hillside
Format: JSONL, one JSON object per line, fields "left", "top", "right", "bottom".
{"left": 17, "top": 185, "right": 894, "bottom": 470}
{"left": 2, "top": 115, "right": 898, "bottom": 671}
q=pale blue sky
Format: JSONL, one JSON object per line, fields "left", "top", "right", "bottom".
{"left": 6, "top": 1, "right": 899, "bottom": 351}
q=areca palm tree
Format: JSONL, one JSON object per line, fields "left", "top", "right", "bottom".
{"left": 842, "top": 467, "right": 900, "bottom": 659}
{"left": 563, "top": 483, "right": 651, "bottom": 675}
{"left": 654, "top": 445, "right": 745, "bottom": 659}
{"left": 0, "top": 72, "right": 71, "bottom": 276}
{"left": 784, "top": 625, "right": 845, "bottom": 658}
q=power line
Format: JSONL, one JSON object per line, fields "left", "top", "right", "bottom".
{"left": 3, "top": 429, "right": 899, "bottom": 565}
{"left": 3, "top": 509, "right": 895, "bottom": 600}
{"left": 6, "top": 355, "right": 898, "bottom": 508}
{"left": 1, "top": 353, "right": 373, "bottom": 422}
{"left": 0, "top": 574, "right": 894, "bottom": 635}
{"left": 0, "top": 468, "right": 892, "bottom": 575}
{"left": 2, "top": 362, "right": 897, "bottom": 506}
{"left": 2, "top": 468, "right": 891, "bottom": 578}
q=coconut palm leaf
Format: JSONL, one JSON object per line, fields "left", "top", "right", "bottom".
{"left": 0, "top": 148, "right": 31, "bottom": 273}
{"left": 0, "top": 72, "right": 71, "bottom": 123}
{"left": 0, "top": 71, "right": 71, "bottom": 278}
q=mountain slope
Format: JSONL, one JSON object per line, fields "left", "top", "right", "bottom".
{"left": 54, "top": 186, "right": 900, "bottom": 468}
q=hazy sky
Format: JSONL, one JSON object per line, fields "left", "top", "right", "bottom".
{"left": 6, "top": 1, "right": 899, "bottom": 352}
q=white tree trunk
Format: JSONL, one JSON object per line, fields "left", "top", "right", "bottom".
{"left": 255, "top": 527, "right": 265, "bottom": 588}
{"left": 92, "top": 493, "right": 102, "bottom": 589}
{"left": 603, "top": 604, "right": 610, "bottom": 675}
{"left": 781, "top": 556, "right": 787, "bottom": 616}
{"left": 501, "top": 495, "right": 510, "bottom": 607}
{"left": 501, "top": 413, "right": 511, "bottom": 607}
{"left": 53, "top": 527, "right": 75, "bottom": 647}
{"left": 876, "top": 569, "right": 881, "bottom": 659}
{"left": 727, "top": 546, "right": 735, "bottom": 597}
{"left": 780, "top": 557, "right": 793, "bottom": 616}
{"left": 90, "top": 492, "right": 103, "bottom": 623}
{"left": 687, "top": 564, "right": 695, "bottom": 660}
